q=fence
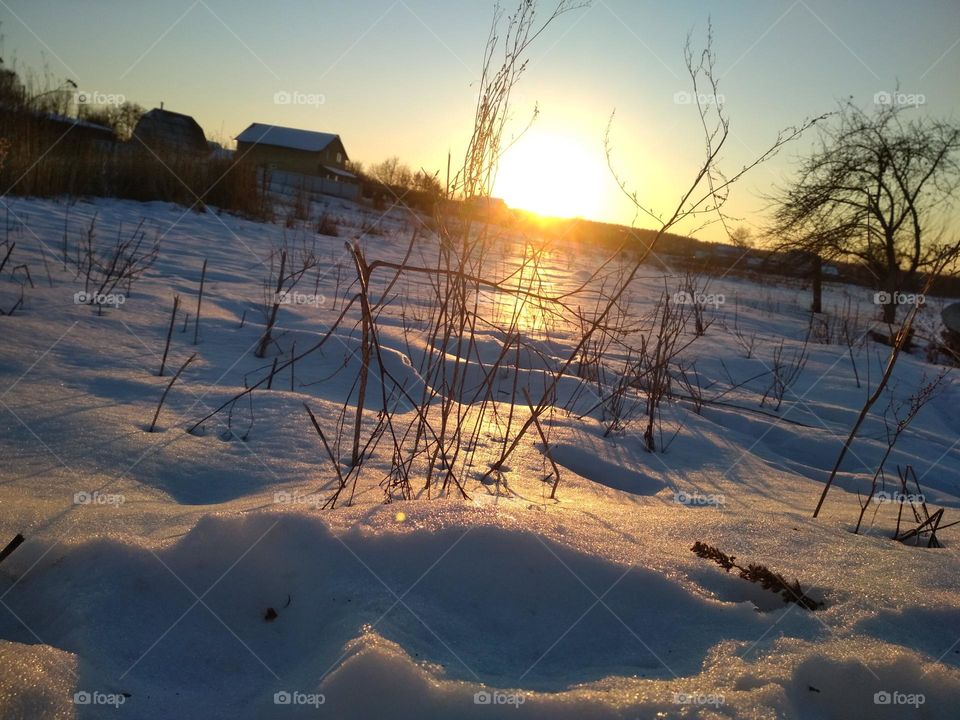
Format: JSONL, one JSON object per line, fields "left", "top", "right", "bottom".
{"left": 261, "top": 168, "right": 360, "bottom": 203}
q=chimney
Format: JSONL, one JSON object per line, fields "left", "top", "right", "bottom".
{"left": 160, "top": 101, "right": 164, "bottom": 110}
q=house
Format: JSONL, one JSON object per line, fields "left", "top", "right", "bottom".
{"left": 38, "top": 112, "right": 116, "bottom": 151}
{"left": 132, "top": 108, "right": 208, "bottom": 154}
{"left": 235, "top": 123, "right": 356, "bottom": 183}
{"left": 235, "top": 123, "right": 359, "bottom": 200}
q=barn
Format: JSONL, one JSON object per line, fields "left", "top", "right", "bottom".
{"left": 132, "top": 108, "right": 208, "bottom": 154}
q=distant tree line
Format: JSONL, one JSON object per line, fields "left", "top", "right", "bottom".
{"left": 347, "top": 156, "right": 444, "bottom": 213}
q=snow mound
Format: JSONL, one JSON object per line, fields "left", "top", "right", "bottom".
{"left": 546, "top": 443, "right": 666, "bottom": 495}
{"left": 0, "top": 511, "right": 818, "bottom": 719}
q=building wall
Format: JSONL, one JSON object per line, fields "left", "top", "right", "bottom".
{"left": 237, "top": 137, "right": 349, "bottom": 177}
{"left": 319, "top": 138, "right": 348, "bottom": 168}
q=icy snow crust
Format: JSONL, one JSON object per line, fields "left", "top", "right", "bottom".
{"left": 0, "top": 196, "right": 958, "bottom": 719}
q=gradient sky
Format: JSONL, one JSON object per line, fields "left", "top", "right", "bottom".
{"left": 2, "top": 0, "right": 959, "bottom": 239}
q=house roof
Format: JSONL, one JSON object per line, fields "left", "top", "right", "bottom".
{"left": 320, "top": 164, "right": 356, "bottom": 179}
{"left": 40, "top": 112, "right": 114, "bottom": 134}
{"left": 236, "top": 123, "right": 344, "bottom": 155}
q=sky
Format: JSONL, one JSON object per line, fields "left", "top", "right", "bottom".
{"left": 2, "top": 0, "right": 959, "bottom": 240}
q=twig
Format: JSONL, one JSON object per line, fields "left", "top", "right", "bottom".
{"left": 0, "top": 533, "right": 25, "bottom": 565}
{"left": 158, "top": 295, "right": 180, "bottom": 376}
{"left": 194, "top": 258, "right": 207, "bottom": 345}
{"left": 148, "top": 352, "right": 197, "bottom": 432}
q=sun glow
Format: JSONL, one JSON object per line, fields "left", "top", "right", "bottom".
{"left": 494, "top": 130, "right": 607, "bottom": 220}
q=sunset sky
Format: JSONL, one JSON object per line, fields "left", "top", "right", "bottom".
{"left": 3, "top": 0, "right": 959, "bottom": 239}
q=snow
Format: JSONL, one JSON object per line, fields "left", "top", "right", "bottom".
{"left": 0, "top": 195, "right": 958, "bottom": 719}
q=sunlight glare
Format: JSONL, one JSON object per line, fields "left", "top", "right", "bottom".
{"left": 494, "top": 131, "right": 606, "bottom": 220}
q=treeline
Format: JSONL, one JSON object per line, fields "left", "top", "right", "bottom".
{"left": 347, "top": 156, "right": 444, "bottom": 213}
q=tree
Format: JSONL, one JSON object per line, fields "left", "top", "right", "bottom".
{"left": 360, "top": 157, "right": 443, "bottom": 210}
{"left": 412, "top": 169, "right": 443, "bottom": 197}
{"left": 769, "top": 99, "right": 960, "bottom": 323}
{"left": 111, "top": 101, "right": 145, "bottom": 140}
{"left": 369, "top": 156, "right": 410, "bottom": 187}
{"left": 78, "top": 101, "right": 144, "bottom": 140}
{"left": 0, "top": 64, "right": 26, "bottom": 107}
{"left": 729, "top": 225, "right": 753, "bottom": 249}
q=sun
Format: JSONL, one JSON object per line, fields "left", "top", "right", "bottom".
{"left": 494, "top": 130, "right": 606, "bottom": 220}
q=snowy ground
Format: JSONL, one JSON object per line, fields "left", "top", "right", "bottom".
{"left": 0, "top": 195, "right": 958, "bottom": 719}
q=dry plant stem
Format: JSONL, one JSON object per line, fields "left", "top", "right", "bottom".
{"left": 523, "top": 388, "right": 561, "bottom": 499}
{"left": 78, "top": 217, "right": 157, "bottom": 315}
{"left": 159, "top": 294, "right": 180, "bottom": 376}
{"left": 193, "top": 257, "right": 207, "bottom": 345}
{"left": 0, "top": 534, "right": 25, "bottom": 566}
{"left": 348, "top": 242, "right": 373, "bottom": 467}
{"left": 149, "top": 352, "right": 196, "bottom": 432}
{"left": 267, "top": 357, "right": 278, "bottom": 390}
{"left": 257, "top": 234, "right": 320, "bottom": 358}
{"left": 304, "top": 403, "right": 349, "bottom": 507}
{"left": 482, "top": 28, "right": 817, "bottom": 478}
{"left": 290, "top": 341, "right": 296, "bottom": 391}
{"left": 257, "top": 249, "right": 286, "bottom": 358}
{"left": 813, "top": 287, "right": 930, "bottom": 517}
{"left": 853, "top": 371, "right": 948, "bottom": 533}
{"left": 0, "top": 241, "right": 14, "bottom": 275}
{"left": 188, "top": 294, "right": 360, "bottom": 432}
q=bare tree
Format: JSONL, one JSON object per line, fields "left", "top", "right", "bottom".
{"left": 768, "top": 99, "right": 960, "bottom": 323}
{"left": 729, "top": 225, "right": 753, "bottom": 249}
{"left": 78, "top": 100, "right": 145, "bottom": 140}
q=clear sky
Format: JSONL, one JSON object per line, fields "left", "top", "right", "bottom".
{"left": 2, "top": 0, "right": 959, "bottom": 239}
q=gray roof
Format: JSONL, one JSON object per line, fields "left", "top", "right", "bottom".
{"left": 236, "top": 123, "right": 342, "bottom": 153}
{"left": 42, "top": 112, "right": 114, "bottom": 134}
